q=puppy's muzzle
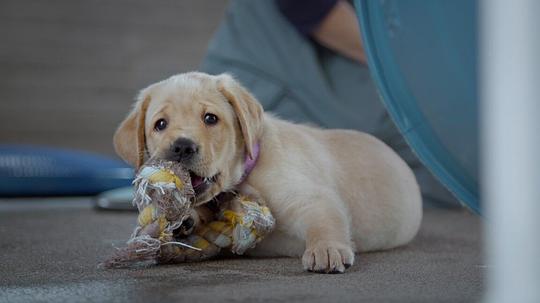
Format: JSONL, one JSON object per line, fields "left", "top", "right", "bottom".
{"left": 168, "top": 137, "right": 199, "bottom": 163}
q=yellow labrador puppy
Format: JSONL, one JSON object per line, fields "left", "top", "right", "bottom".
{"left": 114, "top": 72, "right": 422, "bottom": 273}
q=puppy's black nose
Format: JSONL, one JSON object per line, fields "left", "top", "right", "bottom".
{"left": 170, "top": 138, "right": 198, "bottom": 162}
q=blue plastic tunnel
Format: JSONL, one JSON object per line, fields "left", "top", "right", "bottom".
{"left": 354, "top": 0, "right": 480, "bottom": 213}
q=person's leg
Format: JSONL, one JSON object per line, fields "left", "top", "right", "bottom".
{"left": 201, "top": 0, "right": 459, "bottom": 207}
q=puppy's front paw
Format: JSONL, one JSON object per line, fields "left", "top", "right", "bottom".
{"left": 302, "top": 241, "right": 355, "bottom": 274}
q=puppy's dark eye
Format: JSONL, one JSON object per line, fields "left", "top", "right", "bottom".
{"left": 154, "top": 119, "right": 168, "bottom": 131}
{"left": 203, "top": 113, "right": 218, "bottom": 126}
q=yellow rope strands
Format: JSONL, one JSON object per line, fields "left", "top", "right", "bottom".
{"left": 103, "top": 160, "right": 274, "bottom": 268}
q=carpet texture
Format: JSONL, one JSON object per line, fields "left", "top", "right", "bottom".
{"left": 0, "top": 199, "right": 483, "bottom": 303}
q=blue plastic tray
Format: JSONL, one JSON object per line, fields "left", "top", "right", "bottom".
{"left": 0, "top": 145, "right": 134, "bottom": 197}
{"left": 354, "top": 0, "right": 480, "bottom": 213}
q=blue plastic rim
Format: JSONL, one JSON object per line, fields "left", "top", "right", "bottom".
{"left": 354, "top": 0, "right": 480, "bottom": 213}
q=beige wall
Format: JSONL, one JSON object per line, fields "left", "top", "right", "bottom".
{"left": 0, "top": 0, "right": 228, "bottom": 156}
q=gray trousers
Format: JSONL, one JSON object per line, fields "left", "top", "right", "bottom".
{"left": 201, "top": 0, "right": 458, "bottom": 208}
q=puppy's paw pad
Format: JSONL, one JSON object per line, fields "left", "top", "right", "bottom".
{"left": 302, "top": 242, "right": 354, "bottom": 274}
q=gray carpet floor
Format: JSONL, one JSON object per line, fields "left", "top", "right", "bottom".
{"left": 0, "top": 199, "right": 484, "bottom": 303}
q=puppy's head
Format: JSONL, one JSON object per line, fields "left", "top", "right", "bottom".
{"left": 113, "top": 72, "right": 263, "bottom": 204}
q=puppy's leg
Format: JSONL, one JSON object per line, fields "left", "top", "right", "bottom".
{"left": 298, "top": 192, "right": 355, "bottom": 274}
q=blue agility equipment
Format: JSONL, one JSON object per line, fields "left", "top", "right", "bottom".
{"left": 355, "top": 0, "right": 480, "bottom": 213}
{"left": 0, "top": 145, "right": 134, "bottom": 197}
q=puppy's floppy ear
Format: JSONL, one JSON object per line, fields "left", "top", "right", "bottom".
{"left": 113, "top": 91, "right": 152, "bottom": 168}
{"left": 217, "top": 74, "right": 263, "bottom": 159}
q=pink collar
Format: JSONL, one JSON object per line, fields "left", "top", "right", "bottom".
{"left": 239, "top": 143, "right": 260, "bottom": 184}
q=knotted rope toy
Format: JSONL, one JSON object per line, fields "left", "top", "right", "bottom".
{"left": 103, "top": 159, "right": 275, "bottom": 268}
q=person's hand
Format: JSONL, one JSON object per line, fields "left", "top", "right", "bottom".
{"left": 312, "top": 1, "right": 367, "bottom": 64}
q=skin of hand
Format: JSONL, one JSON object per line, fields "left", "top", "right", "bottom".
{"left": 311, "top": 0, "right": 367, "bottom": 64}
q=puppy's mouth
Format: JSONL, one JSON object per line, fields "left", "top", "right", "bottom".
{"left": 189, "top": 171, "right": 219, "bottom": 196}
